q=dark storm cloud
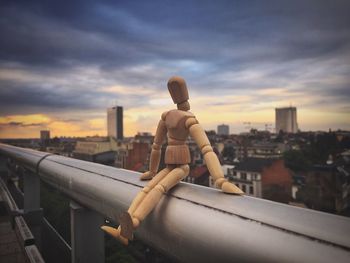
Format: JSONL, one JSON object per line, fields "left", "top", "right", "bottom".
{"left": 0, "top": 77, "right": 154, "bottom": 115}
{"left": 0, "top": 0, "right": 350, "bottom": 116}
{"left": 0, "top": 80, "right": 100, "bottom": 113}
{"left": 2, "top": 0, "right": 349, "bottom": 67}
{"left": 0, "top": 121, "right": 44, "bottom": 132}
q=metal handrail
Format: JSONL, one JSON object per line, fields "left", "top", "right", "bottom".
{"left": 1, "top": 143, "right": 350, "bottom": 262}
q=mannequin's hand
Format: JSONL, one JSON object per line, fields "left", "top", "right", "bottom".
{"left": 221, "top": 181, "right": 244, "bottom": 195}
{"left": 140, "top": 171, "right": 155, "bottom": 180}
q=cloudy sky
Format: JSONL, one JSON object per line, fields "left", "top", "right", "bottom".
{"left": 0, "top": 0, "right": 349, "bottom": 138}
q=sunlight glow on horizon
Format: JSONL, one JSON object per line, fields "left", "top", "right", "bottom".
{"left": 1, "top": 101, "right": 349, "bottom": 139}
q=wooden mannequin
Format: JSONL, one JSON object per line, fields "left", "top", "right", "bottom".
{"left": 101, "top": 76, "right": 243, "bottom": 244}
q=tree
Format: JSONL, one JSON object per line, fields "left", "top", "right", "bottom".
{"left": 283, "top": 150, "right": 311, "bottom": 172}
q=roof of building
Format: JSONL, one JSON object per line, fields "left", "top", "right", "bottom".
{"left": 233, "top": 157, "right": 279, "bottom": 173}
{"left": 74, "top": 141, "right": 112, "bottom": 154}
{"left": 190, "top": 166, "right": 209, "bottom": 178}
{"left": 292, "top": 175, "right": 306, "bottom": 185}
{"left": 131, "top": 162, "right": 143, "bottom": 172}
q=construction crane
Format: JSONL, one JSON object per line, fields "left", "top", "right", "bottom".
{"left": 243, "top": 122, "right": 253, "bottom": 130}
{"left": 264, "top": 123, "right": 272, "bottom": 131}
{"left": 243, "top": 122, "right": 273, "bottom": 132}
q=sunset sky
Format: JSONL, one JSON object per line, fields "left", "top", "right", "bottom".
{"left": 0, "top": 1, "right": 349, "bottom": 138}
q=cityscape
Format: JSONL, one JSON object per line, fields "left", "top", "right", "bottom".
{"left": 1, "top": 1, "right": 350, "bottom": 263}
{"left": 3, "top": 104, "right": 349, "bottom": 216}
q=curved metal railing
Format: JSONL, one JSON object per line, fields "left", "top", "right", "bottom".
{"left": 1, "top": 143, "right": 350, "bottom": 262}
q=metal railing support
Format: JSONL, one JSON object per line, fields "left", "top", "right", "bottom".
{"left": 1, "top": 143, "right": 350, "bottom": 263}
{"left": 25, "top": 245, "right": 45, "bottom": 263}
{"left": 24, "top": 170, "right": 40, "bottom": 212}
{"left": 3, "top": 158, "right": 20, "bottom": 189}
{"left": 0, "top": 176, "right": 45, "bottom": 263}
{"left": 22, "top": 169, "right": 43, "bottom": 251}
{"left": 70, "top": 201, "right": 104, "bottom": 263}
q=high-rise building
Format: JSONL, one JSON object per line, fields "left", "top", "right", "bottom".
{"left": 40, "top": 130, "right": 50, "bottom": 147}
{"left": 107, "top": 106, "right": 123, "bottom": 140}
{"left": 275, "top": 107, "right": 298, "bottom": 133}
{"left": 217, "top": 124, "right": 230, "bottom": 136}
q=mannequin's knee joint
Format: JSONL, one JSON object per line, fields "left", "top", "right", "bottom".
{"left": 142, "top": 186, "right": 151, "bottom": 193}
{"left": 201, "top": 145, "right": 213, "bottom": 155}
{"left": 180, "top": 165, "right": 190, "bottom": 175}
{"left": 155, "top": 184, "right": 166, "bottom": 193}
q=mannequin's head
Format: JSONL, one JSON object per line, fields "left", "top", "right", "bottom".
{"left": 167, "top": 76, "right": 190, "bottom": 111}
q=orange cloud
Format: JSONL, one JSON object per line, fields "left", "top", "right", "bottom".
{"left": 0, "top": 114, "right": 107, "bottom": 138}
{"left": 0, "top": 114, "right": 51, "bottom": 125}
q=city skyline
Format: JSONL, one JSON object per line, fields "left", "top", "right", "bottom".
{"left": 1, "top": 1, "right": 350, "bottom": 138}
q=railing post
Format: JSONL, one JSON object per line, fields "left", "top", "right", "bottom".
{"left": 70, "top": 201, "right": 105, "bottom": 263}
{"left": 23, "top": 170, "right": 40, "bottom": 211}
{"left": 5, "top": 158, "right": 14, "bottom": 178}
{"left": 23, "top": 169, "right": 43, "bottom": 251}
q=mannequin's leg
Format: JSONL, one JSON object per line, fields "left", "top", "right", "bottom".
{"left": 131, "top": 165, "right": 189, "bottom": 228}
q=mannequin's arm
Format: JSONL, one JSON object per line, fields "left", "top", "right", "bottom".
{"left": 140, "top": 119, "right": 167, "bottom": 180}
{"left": 186, "top": 117, "right": 243, "bottom": 194}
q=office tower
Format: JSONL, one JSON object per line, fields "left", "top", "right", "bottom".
{"left": 275, "top": 107, "right": 298, "bottom": 133}
{"left": 107, "top": 106, "right": 123, "bottom": 140}
{"left": 217, "top": 124, "right": 230, "bottom": 136}
{"left": 40, "top": 130, "right": 50, "bottom": 147}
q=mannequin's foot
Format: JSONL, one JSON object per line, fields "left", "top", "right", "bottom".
{"left": 119, "top": 212, "right": 134, "bottom": 240}
{"left": 101, "top": 226, "right": 128, "bottom": 245}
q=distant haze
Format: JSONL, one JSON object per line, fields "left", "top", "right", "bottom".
{"left": 0, "top": 1, "right": 349, "bottom": 138}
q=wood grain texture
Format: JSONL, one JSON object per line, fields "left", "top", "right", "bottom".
{"left": 133, "top": 165, "right": 189, "bottom": 221}
{"left": 113, "top": 76, "right": 244, "bottom": 245}
{"left": 165, "top": 145, "right": 191, "bottom": 164}
{"left": 167, "top": 76, "right": 189, "bottom": 104}
{"left": 188, "top": 122, "right": 211, "bottom": 150}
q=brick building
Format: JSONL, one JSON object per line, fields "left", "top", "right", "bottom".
{"left": 227, "top": 158, "right": 292, "bottom": 203}
{"left": 183, "top": 165, "right": 216, "bottom": 188}
{"left": 125, "top": 142, "right": 150, "bottom": 171}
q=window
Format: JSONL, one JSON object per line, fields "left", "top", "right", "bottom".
{"left": 251, "top": 173, "right": 260, "bottom": 180}
{"left": 227, "top": 169, "right": 234, "bottom": 176}
{"left": 247, "top": 173, "right": 251, "bottom": 181}
{"left": 249, "top": 186, "right": 254, "bottom": 195}
{"left": 242, "top": 184, "right": 246, "bottom": 192}
{"left": 233, "top": 171, "right": 237, "bottom": 176}
{"left": 241, "top": 172, "right": 247, "bottom": 180}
